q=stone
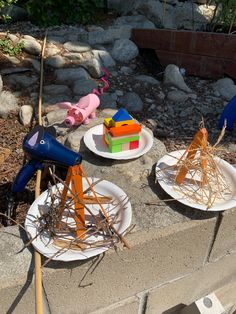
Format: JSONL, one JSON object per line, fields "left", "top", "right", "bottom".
{"left": 73, "top": 79, "right": 97, "bottom": 95}
{"left": 19, "top": 105, "right": 33, "bottom": 125}
{"left": 42, "top": 94, "right": 71, "bottom": 108}
{"left": 55, "top": 68, "right": 90, "bottom": 84}
{"left": 63, "top": 52, "right": 82, "bottom": 62}
{"left": 167, "top": 90, "right": 189, "bottom": 102}
{"left": 88, "top": 26, "right": 131, "bottom": 45}
{"left": 113, "top": 15, "right": 156, "bottom": 29}
{"left": 63, "top": 41, "right": 91, "bottom": 53}
{"left": 25, "top": 57, "right": 40, "bottom": 72}
{"left": 81, "top": 58, "right": 103, "bottom": 78}
{"left": 212, "top": 78, "right": 236, "bottom": 101}
{"left": 8, "top": 33, "right": 18, "bottom": 42}
{"left": 44, "top": 109, "right": 67, "bottom": 126}
{"left": 119, "top": 92, "right": 144, "bottom": 112}
{"left": 3, "top": 55, "right": 20, "bottom": 65}
{"left": 45, "top": 55, "right": 66, "bottom": 68}
{"left": 43, "top": 84, "right": 71, "bottom": 96}
{"left": 111, "top": 39, "right": 139, "bottom": 63}
{"left": 0, "top": 91, "right": 18, "bottom": 118}
{"left": 46, "top": 44, "right": 61, "bottom": 57}
{"left": 99, "top": 93, "right": 117, "bottom": 109}
{"left": 6, "top": 74, "right": 38, "bottom": 89}
{"left": 120, "top": 66, "right": 133, "bottom": 75}
{"left": 164, "top": 64, "right": 192, "bottom": 93}
{"left": 92, "top": 49, "right": 116, "bottom": 68}
{"left": 135, "top": 75, "right": 160, "bottom": 85}
{"left": 20, "top": 37, "right": 41, "bottom": 56}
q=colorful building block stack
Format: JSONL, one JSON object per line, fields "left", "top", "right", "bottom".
{"left": 103, "top": 108, "right": 142, "bottom": 153}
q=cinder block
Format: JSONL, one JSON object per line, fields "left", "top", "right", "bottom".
{"left": 43, "top": 219, "right": 216, "bottom": 314}
{"left": 90, "top": 297, "right": 139, "bottom": 314}
{"left": 146, "top": 253, "right": 236, "bottom": 314}
{"left": 0, "top": 281, "right": 35, "bottom": 314}
{"left": 209, "top": 207, "right": 236, "bottom": 262}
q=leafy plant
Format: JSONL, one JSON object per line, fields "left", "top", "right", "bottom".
{"left": 0, "top": 0, "right": 18, "bottom": 22}
{"left": 0, "top": 33, "right": 24, "bottom": 56}
{"left": 23, "top": 0, "right": 105, "bottom": 26}
{"left": 208, "top": 0, "right": 236, "bottom": 33}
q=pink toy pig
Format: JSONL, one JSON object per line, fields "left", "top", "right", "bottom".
{"left": 57, "top": 68, "right": 109, "bottom": 127}
{"left": 58, "top": 93, "right": 100, "bottom": 127}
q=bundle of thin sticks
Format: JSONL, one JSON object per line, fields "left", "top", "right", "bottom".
{"left": 32, "top": 167, "right": 133, "bottom": 259}
{"left": 157, "top": 124, "right": 232, "bottom": 209}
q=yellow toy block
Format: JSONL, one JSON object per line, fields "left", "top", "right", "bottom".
{"left": 104, "top": 118, "right": 114, "bottom": 128}
{"left": 112, "top": 119, "right": 134, "bottom": 127}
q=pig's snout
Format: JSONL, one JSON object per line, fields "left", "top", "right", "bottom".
{"left": 65, "top": 116, "right": 75, "bottom": 126}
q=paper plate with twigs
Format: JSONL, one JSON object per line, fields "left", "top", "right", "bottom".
{"left": 155, "top": 150, "right": 236, "bottom": 211}
{"left": 25, "top": 178, "right": 132, "bottom": 262}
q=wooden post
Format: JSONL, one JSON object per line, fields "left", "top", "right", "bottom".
{"left": 175, "top": 128, "right": 208, "bottom": 185}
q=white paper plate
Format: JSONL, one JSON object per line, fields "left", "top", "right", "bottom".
{"left": 83, "top": 124, "right": 153, "bottom": 160}
{"left": 155, "top": 150, "right": 236, "bottom": 211}
{"left": 25, "top": 178, "right": 132, "bottom": 261}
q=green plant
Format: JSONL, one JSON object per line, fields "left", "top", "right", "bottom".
{"left": 0, "top": 0, "right": 18, "bottom": 22}
{"left": 209, "top": 0, "right": 236, "bottom": 33}
{"left": 23, "top": 0, "right": 105, "bottom": 27}
{"left": 0, "top": 33, "right": 24, "bottom": 56}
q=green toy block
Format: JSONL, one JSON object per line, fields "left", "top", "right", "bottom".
{"left": 107, "top": 134, "right": 140, "bottom": 146}
{"left": 109, "top": 144, "right": 122, "bottom": 153}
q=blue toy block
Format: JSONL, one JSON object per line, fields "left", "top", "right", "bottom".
{"left": 219, "top": 95, "right": 236, "bottom": 130}
{"left": 112, "top": 108, "right": 132, "bottom": 122}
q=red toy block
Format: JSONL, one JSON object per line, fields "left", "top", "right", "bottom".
{"left": 130, "top": 140, "right": 139, "bottom": 150}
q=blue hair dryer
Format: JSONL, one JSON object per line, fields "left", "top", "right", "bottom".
{"left": 6, "top": 125, "right": 82, "bottom": 225}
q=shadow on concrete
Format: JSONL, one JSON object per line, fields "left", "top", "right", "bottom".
{"left": 162, "top": 303, "right": 186, "bottom": 314}
{"left": 147, "top": 163, "right": 219, "bottom": 221}
{"left": 5, "top": 226, "right": 34, "bottom": 314}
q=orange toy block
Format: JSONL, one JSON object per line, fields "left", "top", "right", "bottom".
{"left": 110, "top": 123, "right": 141, "bottom": 137}
{"left": 175, "top": 128, "right": 208, "bottom": 185}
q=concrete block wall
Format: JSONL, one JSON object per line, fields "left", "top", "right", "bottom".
{"left": 1, "top": 208, "right": 236, "bottom": 313}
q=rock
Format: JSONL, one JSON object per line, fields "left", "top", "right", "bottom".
{"left": 88, "top": 26, "right": 131, "bottom": 45}
{"left": 19, "top": 105, "right": 33, "bottom": 125}
{"left": 45, "top": 55, "right": 66, "bottom": 68}
{"left": 63, "top": 41, "right": 91, "bottom": 53}
{"left": 63, "top": 52, "right": 82, "bottom": 62}
{"left": 43, "top": 95, "right": 71, "bottom": 107}
{"left": 3, "top": 55, "right": 20, "bottom": 65}
{"left": 120, "top": 66, "right": 133, "bottom": 75}
{"left": 55, "top": 68, "right": 90, "bottom": 84}
{"left": 167, "top": 90, "right": 189, "bottom": 102}
{"left": 115, "top": 90, "right": 124, "bottom": 97}
{"left": 113, "top": 15, "right": 156, "bottom": 29}
{"left": 164, "top": 64, "right": 192, "bottom": 93}
{"left": 46, "top": 44, "right": 61, "bottom": 57}
{"left": 43, "top": 85, "right": 71, "bottom": 96}
{"left": 0, "top": 91, "right": 18, "bottom": 118}
{"left": 212, "top": 78, "right": 236, "bottom": 101}
{"left": 73, "top": 79, "right": 97, "bottom": 95}
{"left": 81, "top": 58, "right": 103, "bottom": 78}
{"left": 0, "top": 75, "right": 2, "bottom": 94}
{"left": 44, "top": 109, "right": 67, "bottom": 126}
{"left": 99, "top": 93, "right": 117, "bottom": 109}
{"left": 111, "top": 39, "right": 139, "bottom": 63}
{"left": 135, "top": 75, "right": 160, "bottom": 85}
{"left": 92, "top": 49, "right": 116, "bottom": 68}
{"left": 8, "top": 33, "right": 18, "bottom": 42}
{"left": 6, "top": 74, "right": 38, "bottom": 89}
{"left": 20, "top": 37, "right": 41, "bottom": 56}
{"left": 25, "top": 58, "right": 40, "bottom": 72}
{"left": 119, "top": 92, "right": 144, "bottom": 112}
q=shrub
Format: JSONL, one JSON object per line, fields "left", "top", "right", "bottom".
{"left": 23, "top": 0, "right": 105, "bottom": 26}
{"left": 0, "top": 33, "right": 24, "bottom": 56}
{"left": 0, "top": 0, "right": 18, "bottom": 22}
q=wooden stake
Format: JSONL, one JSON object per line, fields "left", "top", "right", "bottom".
{"left": 175, "top": 128, "right": 208, "bottom": 185}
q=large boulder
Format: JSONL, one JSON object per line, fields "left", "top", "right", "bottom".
{"left": 213, "top": 78, "right": 236, "bottom": 101}
{"left": 164, "top": 64, "right": 192, "bottom": 93}
{"left": 111, "top": 39, "right": 139, "bottom": 63}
